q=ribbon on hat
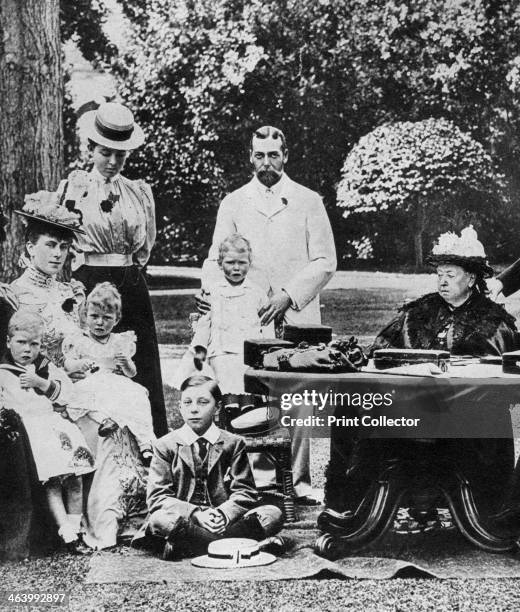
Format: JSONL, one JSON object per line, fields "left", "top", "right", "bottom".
{"left": 95, "top": 116, "right": 134, "bottom": 142}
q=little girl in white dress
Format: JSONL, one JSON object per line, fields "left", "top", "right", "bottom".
{"left": 63, "top": 282, "right": 155, "bottom": 462}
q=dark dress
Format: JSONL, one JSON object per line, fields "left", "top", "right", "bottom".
{"left": 0, "top": 296, "right": 14, "bottom": 357}
{"left": 371, "top": 291, "right": 517, "bottom": 356}
{"left": 325, "top": 290, "right": 518, "bottom": 516}
{"left": 0, "top": 410, "right": 56, "bottom": 559}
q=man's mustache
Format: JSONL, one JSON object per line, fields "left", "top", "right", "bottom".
{"left": 257, "top": 169, "right": 281, "bottom": 178}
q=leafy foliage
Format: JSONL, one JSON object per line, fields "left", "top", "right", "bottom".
{"left": 114, "top": 0, "right": 267, "bottom": 263}
{"left": 60, "top": 1, "right": 117, "bottom": 172}
{"left": 338, "top": 118, "right": 509, "bottom": 264}
{"left": 60, "top": 0, "right": 115, "bottom": 65}
{"left": 108, "top": 0, "right": 520, "bottom": 265}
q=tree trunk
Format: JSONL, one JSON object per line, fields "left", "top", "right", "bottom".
{"left": 414, "top": 197, "right": 426, "bottom": 270}
{"left": 0, "top": 0, "right": 62, "bottom": 282}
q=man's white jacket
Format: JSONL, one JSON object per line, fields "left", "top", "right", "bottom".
{"left": 201, "top": 175, "right": 337, "bottom": 324}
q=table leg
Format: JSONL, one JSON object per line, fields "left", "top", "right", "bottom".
{"left": 316, "top": 459, "right": 406, "bottom": 557}
{"left": 440, "top": 469, "right": 518, "bottom": 553}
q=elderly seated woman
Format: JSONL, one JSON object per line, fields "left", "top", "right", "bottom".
{"left": 324, "top": 226, "right": 518, "bottom": 521}
{"left": 371, "top": 226, "right": 517, "bottom": 356}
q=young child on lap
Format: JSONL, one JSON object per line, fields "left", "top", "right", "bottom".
{"left": 63, "top": 282, "right": 155, "bottom": 463}
{"left": 138, "top": 375, "right": 283, "bottom": 560}
{"left": 0, "top": 311, "right": 95, "bottom": 552}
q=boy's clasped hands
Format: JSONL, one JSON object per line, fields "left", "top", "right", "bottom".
{"left": 192, "top": 507, "right": 226, "bottom": 535}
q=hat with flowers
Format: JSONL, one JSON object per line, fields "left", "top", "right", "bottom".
{"left": 427, "top": 225, "right": 493, "bottom": 278}
{"left": 15, "top": 187, "right": 85, "bottom": 236}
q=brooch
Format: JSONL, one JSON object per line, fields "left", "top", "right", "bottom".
{"left": 100, "top": 192, "right": 120, "bottom": 213}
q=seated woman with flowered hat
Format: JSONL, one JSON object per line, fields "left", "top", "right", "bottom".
{"left": 0, "top": 194, "right": 95, "bottom": 557}
{"left": 10, "top": 191, "right": 87, "bottom": 367}
{"left": 1, "top": 190, "right": 148, "bottom": 554}
{"left": 371, "top": 225, "right": 517, "bottom": 356}
{"left": 325, "top": 226, "right": 518, "bottom": 520}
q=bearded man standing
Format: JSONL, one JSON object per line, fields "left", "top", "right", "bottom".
{"left": 199, "top": 126, "right": 337, "bottom": 504}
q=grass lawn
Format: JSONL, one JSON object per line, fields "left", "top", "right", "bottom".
{"left": 152, "top": 288, "right": 410, "bottom": 346}
{"left": 3, "top": 285, "right": 520, "bottom": 610}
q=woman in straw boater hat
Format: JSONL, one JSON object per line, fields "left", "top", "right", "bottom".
{"left": 58, "top": 102, "right": 167, "bottom": 437}
{"left": 324, "top": 226, "right": 517, "bottom": 527}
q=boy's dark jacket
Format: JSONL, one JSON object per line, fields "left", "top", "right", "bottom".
{"left": 145, "top": 428, "right": 258, "bottom": 525}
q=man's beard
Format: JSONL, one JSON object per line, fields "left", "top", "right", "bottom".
{"left": 257, "top": 168, "right": 282, "bottom": 188}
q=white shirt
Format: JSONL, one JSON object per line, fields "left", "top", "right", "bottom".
{"left": 58, "top": 169, "right": 157, "bottom": 267}
{"left": 175, "top": 422, "right": 220, "bottom": 446}
{"left": 252, "top": 173, "right": 288, "bottom": 217}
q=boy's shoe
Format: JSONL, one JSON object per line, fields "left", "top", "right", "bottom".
{"left": 98, "top": 418, "right": 119, "bottom": 437}
{"left": 240, "top": 513, "right": 266, "bottom": 540}
{"left": 66, "top": 537, "right": 93, "bottom": 556}
{"left": 258, "top": 535, "right": 289, "bottom": 556}
{"left": 162, "top": 518, "right": 192, "bottom": 561}
{"left": 59, "top": 526, "right": 92, "bottom": 556}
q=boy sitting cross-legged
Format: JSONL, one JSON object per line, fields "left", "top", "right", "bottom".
{"left": 136, "top": 375, "right": 283, "bottom": 560}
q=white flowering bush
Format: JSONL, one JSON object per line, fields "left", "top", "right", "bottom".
{"left": 337, "top": 118, "right": 506, "bottom": 266}
{"left": 338, "top": 118, "right": 499, "bottom": 214}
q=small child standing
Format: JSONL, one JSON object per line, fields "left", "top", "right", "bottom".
{"left": 136, "top": 375, "right": 282, "bottom": 559}
{"left": 175, "top": 233, "right": 274, "bottom": 394}
{"left": 0, "top": 311, "right": 95, "bottom": 552}
{"left": 63, "top": 282, "right": 155, "bottom": 463}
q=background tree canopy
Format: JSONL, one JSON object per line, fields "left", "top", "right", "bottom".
{"left": 66, "top": 0, "right": 520, "bottom": 268}
{"left": 337, "top": 118, "right": 508, "bottom": 267}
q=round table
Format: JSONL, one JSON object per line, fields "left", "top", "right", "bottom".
{"left": 244, "top": 363, "right": 519, "bottom": 556}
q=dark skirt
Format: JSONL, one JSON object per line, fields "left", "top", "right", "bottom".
{"left": 0, "top": 298, "right": 15, "bottom": 358}
{"left": 74, "top": 265, "right": 167, "bottom": 437}
{"left": 0, "top": 410, "right": 57, "bottom": 560}
{"left": 325, "top": 431, "right": 514, "bottom": 517}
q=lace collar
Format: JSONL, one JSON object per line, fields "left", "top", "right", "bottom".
{"left": 24, "top": 266, "right": 55, "bottom": 288}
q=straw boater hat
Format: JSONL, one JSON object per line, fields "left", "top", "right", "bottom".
{"left": 82, "top": 102, "right": 145, "bottom": 151}
{"left": 191, "top": 538, "right": 276, "bottom": 569}
{"left": 427, "top": 225, "right": 493, "bottom": 278}
{"left": 15, "top": 190, "right": 85, "bottom": 236}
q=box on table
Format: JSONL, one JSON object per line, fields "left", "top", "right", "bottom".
{"left": 373, "top": 348, "right": 450, "bottom": 372}
{"left": 283, "top": 324, "right": 332, "bottom": 345}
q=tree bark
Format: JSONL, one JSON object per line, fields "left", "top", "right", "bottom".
{"left": 414, "top": 197, "right": 426, "bottom": 270}
{"left": 0, "top": 0, "right": 62, "bottom": 282}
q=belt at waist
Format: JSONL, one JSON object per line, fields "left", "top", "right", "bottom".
{"left": 84, "top": 253, "right": 133, "bottom": 267}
